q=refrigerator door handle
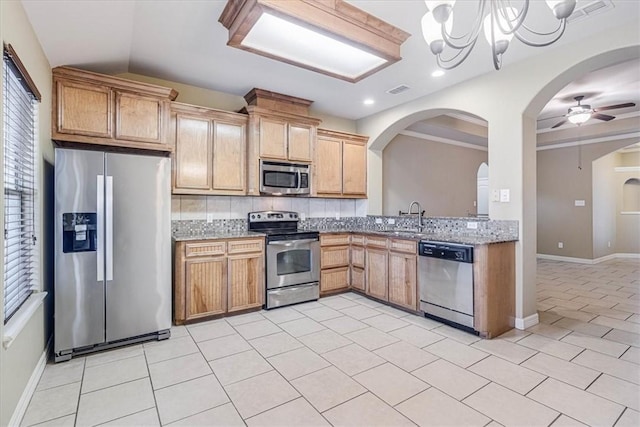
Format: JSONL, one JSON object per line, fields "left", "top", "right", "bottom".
{"left": 97, "top": 175, "right": 104, "bottom": 281}
{"left": 106, "top": 176, "right": 113, "bottom": 281}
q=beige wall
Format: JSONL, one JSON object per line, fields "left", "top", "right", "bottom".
{"left": 382, "top": 134, "right": 487, "bottom": 217}
{"left": 537, "top": 138, "right": 639, "bottom": 259}
{"left": 593, "top": 152, "right": 618, "bottom": 259}
{"left": 0, "top": 1, "right": 54, "bottom": 425}
{"left": 116, "top": 72, "right": 357, "bottom": 133}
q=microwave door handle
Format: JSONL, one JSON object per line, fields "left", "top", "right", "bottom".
{"left": 297, "top": 170, "right": 302, "bottom": 189}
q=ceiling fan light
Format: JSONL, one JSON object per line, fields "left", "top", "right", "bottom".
{"left": 567, "top": 111, "right": 591, "bottom": 124}
{"left": 545, "top": 0, "right": 577, "bottom": 19}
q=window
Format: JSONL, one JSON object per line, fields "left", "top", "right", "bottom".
{"left": 3, "top": 44, "right": 41, "bottom": 323}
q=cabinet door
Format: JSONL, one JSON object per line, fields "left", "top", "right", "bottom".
{"left": 115, "top": 92, "right": 162, "bottom": 143}
{"left": 57, "top": 80, "right": 112, "bottom": 137}
{"left": 174, "top": 115, "right": 211, "bottom": 191}
{"left": 388, "top": 252, "right": 417, "bottom": 310}
{"left": 343, "top": 140, "right": 367, "bottom": 196}
{"left": 259, "top": 117, "right": 287, "bottom": 160}
{"left": 315, "top": 136, "right": 342, "bottom": 195}
{"left": 185, "top": 256, "right": 226, "bottom": 319}
{"left": 351, "top": 245, "right": 365, "bottom": 269}
{"left": 228, "top": 253, "right": 264, "bottom": 312}
{"left": 288, "top": 123, "right": 313, "bottom": 162}
{"left": 321, "top": 245, "right": 350, "bottom": 269}
{"left": 321, "top": 267, "right": 350, "bottom": 293}
{"left": 212, "top": 120, "right": 246, "bottom": 193}
{"left": 351, "top": 266, "right": 365, "bottom": 291}
{"left": 366, "top": 248, "right": 388, "bottom": 301}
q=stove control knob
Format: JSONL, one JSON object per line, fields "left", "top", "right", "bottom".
{"left": 292, "top": 213, "right": 297, "bottom": 219}
{"left": 250, "top": 214, "right": 255, "bottom": 219}
{"left": 257, "top": 214, "right": 261, "bottom": 219}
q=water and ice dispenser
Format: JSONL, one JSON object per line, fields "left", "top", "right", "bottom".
{"left": 62, "top": 213, "right": 97, "bottom": 253}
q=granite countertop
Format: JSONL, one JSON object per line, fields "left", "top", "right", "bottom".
{"left": 311, "top": 229, "right": 517, "bottom": 245}
{"left": 172, "top": 230, "right": 266, "bottom": 241}
{"left": 172, "top": 228, "right": 516, "bottom": 245}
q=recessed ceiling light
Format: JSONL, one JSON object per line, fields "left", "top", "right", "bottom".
{"left": 431, "top": 70, "right": 445, "bottom": 77}
{"left": 363, "top": 99, "right": 375, "bottom": 105}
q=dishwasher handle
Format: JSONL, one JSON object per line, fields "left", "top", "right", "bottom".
{"left": 418, "top": 241, "right": 474, "bottom": 263}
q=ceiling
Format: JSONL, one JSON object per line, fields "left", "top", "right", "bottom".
{"left": 21, "top": 0, "right": 640, "bottom": 126}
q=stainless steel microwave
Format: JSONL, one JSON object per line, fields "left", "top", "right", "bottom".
{"left": 260, "top": 160, "right": 310, "bottom": 195}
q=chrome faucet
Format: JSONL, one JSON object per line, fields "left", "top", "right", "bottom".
{"left": 408, "top": 201, "right": 424, "bottom": 231}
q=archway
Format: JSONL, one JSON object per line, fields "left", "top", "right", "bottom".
{"left": 358, "top": 25, "right": 640, "bottom": 329}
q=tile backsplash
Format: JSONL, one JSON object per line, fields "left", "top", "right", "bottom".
{"left": 172, "top": 195, "right": 368, "bottom": 221}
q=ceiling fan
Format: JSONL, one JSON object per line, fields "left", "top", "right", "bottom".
{"left": 550, "top": 95, "right": 636, "bottom": 129}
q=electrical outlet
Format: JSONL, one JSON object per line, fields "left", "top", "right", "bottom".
{"left": 375, "top": 218, "right": 383, "bottom": 224}
{"left": 467, "top": 222, "right": 478, "bottom": 229}
{"left": 335, "top": 213, "right": 341, "bottom": 220}
{"left": 492, "top": 190, "right": 500, "bottom": 202}
{"left": 575, "top": 200, "right": 586, "bottom": 207}
{"left": 206, "top": 213, "right": 214, "bottom": 223}
{"left": 558, "top": 242, "right": 564, "bottom": 249}
{"left": 608, "top": 241, "right": 611, "bottom": 248}
{"left": 300, "top": 213, "right": 306, "bottom": 220}
{"left": 473, "top": 200, "right": 477, "bottom": 207}
{"left": 387, "top": 218, "right": 396, "bottom": 225}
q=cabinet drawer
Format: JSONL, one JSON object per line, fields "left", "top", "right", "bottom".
{"left": 350, "top": 234, "right": 365, "bottom": 246}
{"left": 366, "top": 236, "right": 388, "bottom": 248}
{"left": 351, "top": 267, "right": 365, "bottom": 291}
{"left": 321, "top": 234, "right": 350, "bottom": 246}
{"left": 389, "top": 239, "right": 417, "bottom": 254}
{"left": 321, "top": 267, "right": 349, "bottom": 293}
{"left": 227, "top": 238, "right": 264, "bottom": 254}
{"left": 321, "top": 246, "right": 350, "bottom": 269}
{"left": 185, "top": 241, "right": 226, "bottom": 257}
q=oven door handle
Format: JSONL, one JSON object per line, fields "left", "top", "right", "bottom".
{"left": 268, "top": 238, "right": 318, "bottom": 246}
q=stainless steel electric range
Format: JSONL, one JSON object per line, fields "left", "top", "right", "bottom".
{"left": 248, "top": 211, "right": 320, "bottom": 309}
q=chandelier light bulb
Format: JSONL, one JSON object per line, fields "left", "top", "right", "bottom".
{"left": 424, "top": 0, "right": 456, "bottom": 23}
{"left": 483, "top": 7, "right": 516, "bottom": 54}
{"left": 545, "top": 0, "right": 577, "bottom": 19}
{"left": 421, "top": 11, "right": 450, "bottom": 54}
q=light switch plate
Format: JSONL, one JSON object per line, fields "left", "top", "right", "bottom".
{"left": 206, "top": 213, "right": 214, "bottom": 223}
{"left": 467, "top": 222, "right": 478, "bottom": 229}
{"left": 387, "top": 218, "right": 396, "bottom": 225}
{"left": 500, "top": 189, "right": 510, "bottom": 203}
{"left": 575, "top": 200, "right": 586, "bottom": 207}
{"left": 375, "top": 218, "right": 383, "bottom": 224}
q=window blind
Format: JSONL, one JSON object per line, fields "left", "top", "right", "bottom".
{"left": 3, "top": 48, "right": 38, "bottom": 323}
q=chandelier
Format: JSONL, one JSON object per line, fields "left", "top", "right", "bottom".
{"left": 421, "top": 0, "right": 577, "bottom": 70}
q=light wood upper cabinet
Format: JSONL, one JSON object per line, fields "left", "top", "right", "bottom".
{"left": 388, "top": 251, "right": 417, "bottom": 310}
{"left": 343, "top": 139, "right": 367, "bottom": 196}
{"left": 213, "top": 120, "right": 246, "bottom": 192}
{"left": 227, "top": 252, "right": 264, "bottom": 312}
{"left": 315, "top": 129, "right": 368, "bottom": 198}
{"left": 175, "top": 115, "right": 211, "bottom": 191}
{"left": 52, "top": 66, "right": 176, "bottom": 151}
{"left": 185, "top": 256, "right": 227, "bottom": 320}
{"left": 57, "top": 80, "right": 112, "bottom": 138}
{"left": 315, "top": 135, "right": 342, "bottom": 195}
{"left": 259, "top": 117, "right": 288, "bottom": 159}
{"left": 288, "top": 123, "right": 314, "bottom": 162}
{"left": 171, "top": 103, "right": 247, "bottom": 195}
{"left": 115, "top": 92, "right": 163, "bottom": 143}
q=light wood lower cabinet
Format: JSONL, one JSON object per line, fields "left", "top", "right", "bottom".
{"left": 366, "top": 247, "right": 388, "bottom": 301}
{"left": 174, "top": 237, "right": 264, "bottom": 324}
{"left": 320, "top": 234, "right": 350, "bottom": 294}
{"left": 388, "top": 251, "right": 417, "bottom": 310}
{"left": 228, "top": 253, "right": 263, "bottom": 313}
{"left": 185, "top": 257, "right": 226, "bottom": 320}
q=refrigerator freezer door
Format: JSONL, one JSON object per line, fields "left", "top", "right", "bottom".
{"left": 104, "top": 153, "right": 171, "bottom": 341}
{"left": 54, "top": 149, "right": 106, "bottom": 353}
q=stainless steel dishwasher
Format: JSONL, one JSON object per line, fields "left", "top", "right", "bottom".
{"left": 418, "top": 241, "right": 476, "bottom": 332}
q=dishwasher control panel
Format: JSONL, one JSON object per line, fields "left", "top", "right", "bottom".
{"left": 418, "top": 241, "right": 473, "bottom": 263}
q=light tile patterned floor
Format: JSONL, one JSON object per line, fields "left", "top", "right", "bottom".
{"left": 22, "top": 258, "right": 640, "bottom": 426}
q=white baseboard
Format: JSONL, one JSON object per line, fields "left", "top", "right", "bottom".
{"left": 537, "top": 253, "right": 640, "bottom": 264}
{"left": 9, "top": 337, "right": 51, "bottom": 427}
{"left": 514, "top": 313, "right": 539, "bottom": 330}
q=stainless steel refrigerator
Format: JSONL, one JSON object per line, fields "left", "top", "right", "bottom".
{"left": 54, "top": 148, "right": 171, "bottom": 362}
